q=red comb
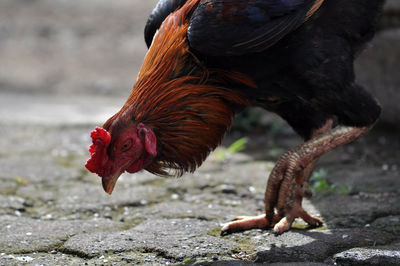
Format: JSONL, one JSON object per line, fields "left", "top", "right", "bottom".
{"left": 85, "top": 127, "right": 111, "bottom": 176}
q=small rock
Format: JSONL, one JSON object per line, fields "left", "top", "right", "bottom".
{"left": 171, "top": 193, "right": 179, "bottom": 200}
{"left": 16, "top": 256, "right": 34, "bottom": 262}
{"left": 219, "top": 184, "right": 237, "bottom": 194}
{"left": 334, "top": 245, "right": 400, "bottom": 266}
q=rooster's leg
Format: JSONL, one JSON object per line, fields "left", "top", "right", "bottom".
{"left": 221, "top": 120, "right": 331, "bottom": 235}
{"left": 268, "top": 124, "right": 374, "bottom": 234}
{"left": 265, "top": 119, "right": 333, "bottom": 233}
{"left": 221, "top": 121, "right": 373, "bottom": 235}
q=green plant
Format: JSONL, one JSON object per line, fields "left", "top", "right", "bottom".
{"left": 214, "top": 137, "right": 248, "bottom": 160}
{"left": 337, "top": 186, "right": 352, "bottom": 195}
{"left": 310, "top": 168, "right": 351, "bottom": 195}
{"left": 310, "top": 168, "right": 335, "bottom": 193}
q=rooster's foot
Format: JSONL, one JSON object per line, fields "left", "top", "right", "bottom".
{"left": 221, "top": 124, "right": 373, "bottom": 236}
{"left": 267, "top": 124, "right": 372, "bottom": 234}
{"left": 273, "top": 201, "right": 323, "bottom": 234}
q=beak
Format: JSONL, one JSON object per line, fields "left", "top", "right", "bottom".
{"left": 101, "top": 170, "right": 123, "bottom": 194}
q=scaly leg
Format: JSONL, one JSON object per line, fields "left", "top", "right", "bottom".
{"left": 221, "top": 119, "right": 332, "bottom": 235}
{"left": 269, "top": 119, "right": 333, "bottom": 233}
{"left": 270, "top": 124, "right": 373, "bottom": 234}
{"left": 221, "top": 121, "right": 373, "bottom": 235}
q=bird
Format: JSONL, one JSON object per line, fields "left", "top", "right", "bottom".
{"left": 85, "top": 0, "right": 385, "bottom": 235}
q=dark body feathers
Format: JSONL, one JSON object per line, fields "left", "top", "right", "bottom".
{"left": 145, "top": 0, "right": 189, "bottom": 47}
{"left": 188, "top": 0, "right": 316, "bottom": 55}
{"left": 145, "top": 0, "right": 384, "bottom": 139}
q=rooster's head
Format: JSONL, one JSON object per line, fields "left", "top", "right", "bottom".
{"left": 85, "top": 121, "right": 157, "bottom": 194}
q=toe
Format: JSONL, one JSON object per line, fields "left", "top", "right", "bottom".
{"left": 220, "top": 214, "right": 268, "bottom": 235}
{"left": 273, "top": 216, "right": 294, "bottom": 235}
{"left": 297, "top": 207, "right": 323, "bottom": 227}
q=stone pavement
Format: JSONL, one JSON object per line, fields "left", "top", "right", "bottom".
{"left": 0, "top": 93, "right": 399, "bottom": 265}
{"left": 0, "top": 0, "right": 400, "bottom": 265}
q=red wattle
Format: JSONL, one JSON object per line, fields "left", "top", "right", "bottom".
{"left": 126, "top": 159, "right": 144, "bottom": 174}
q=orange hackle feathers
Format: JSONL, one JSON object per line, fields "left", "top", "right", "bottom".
{"left": 104, "top": 0, "right": 255, "bottom": 176}
{"left": 305, "top": 0, "right": 324, "bottom": 20}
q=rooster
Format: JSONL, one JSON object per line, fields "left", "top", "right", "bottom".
{"left": 85, "top": 0, "right": 385, "bottom": 235}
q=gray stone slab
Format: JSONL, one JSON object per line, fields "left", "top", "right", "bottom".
{"left": 0, "top": 155, "right": 79, "bottom": 184}
{"left": 195, "top": 263, "right": 329, "bottom": 266}
{"left": 0, "top": 251, "right": 173, "bottom": 266}
{"left": 0, "top": 215, "right": 125, "bottom": 253}
{"left": 333, "top": 242, "right": 400, "bottom": 266}
{"left": 0, "top": 195, "right": 25, "bottom": 210}
{"left": 310, "top": 193, "right": 400, "bottom": 228}
{"left": 161, "top": 161, "right": 271, "bottom": 192}
{"left": 370, "top": 215, "right": 400, "bottom": 234}
{"left": 62, "top": 218, "right": 238, "bottom": 259}
{"left": 54, "top": 183, "right": 168, "bottom": 210}
{"left": 0, "top": 124, "right": 92, "bottom": 156}
{"left": 326, "top": 166, "right": 400, "bottom": 194}
{"left": 251, "top": 228, "right": 396, "bottom": 263}
{"left": 0, "top": 253, "right": 85, "bottom": 266}
{"left": 14, "top": 182, "right": 168, "bottom": 219}
{"left": 142, "top": 201, "right": 255, "bottom": 222}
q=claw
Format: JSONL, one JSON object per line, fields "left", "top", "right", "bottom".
{"left": 273, "top": 216, "right": 294, "bottom": 235}
{"left": 297, "top": 208, "right": 323, "bottom": 227}
{"left": 272, "top": 205, "right": 323, "bottom": 234}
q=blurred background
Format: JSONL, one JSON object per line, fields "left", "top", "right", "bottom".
{"left": 0, "top": 0, "right": 156, "bottom": 125}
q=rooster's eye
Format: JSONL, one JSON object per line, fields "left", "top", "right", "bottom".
{"left": 121, "top": 139, "right": 132, "bottom": 151}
